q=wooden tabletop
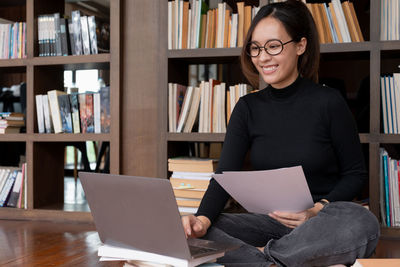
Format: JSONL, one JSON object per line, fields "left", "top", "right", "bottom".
{"left": 0, "top": 219, "right": 124, "bottom": 266}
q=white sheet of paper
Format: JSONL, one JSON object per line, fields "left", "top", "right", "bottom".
{"left": 213, "top": 166, "right": 314, "bottom": 214}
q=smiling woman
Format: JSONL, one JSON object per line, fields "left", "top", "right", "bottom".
{"left": 181, "top": 1, "right": 380, "bottom": 266}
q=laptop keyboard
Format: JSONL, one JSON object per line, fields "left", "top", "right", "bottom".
{"left": 189, "top": 245, "right": 217, "bottom": 255}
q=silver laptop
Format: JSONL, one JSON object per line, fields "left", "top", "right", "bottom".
{"left": 79, "top": 172, "right": 237, "bottom": 260}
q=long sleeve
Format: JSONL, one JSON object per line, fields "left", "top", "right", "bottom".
{"left": 196, "top": 99, "right": 251, "bottom": 223}
{"left": 322, "top": 91, "right": 367, "bottom": 201}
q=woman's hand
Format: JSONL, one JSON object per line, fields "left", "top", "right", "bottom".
{"left": 181, "top": 215, "right": 211, "bottom": 238}
{"left": 268, "top": 202, "right": 325, "bottom": 228}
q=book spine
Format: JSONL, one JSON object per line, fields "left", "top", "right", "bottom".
{"left": 0, "top": 170, "right": 17, "bottom": 207}
{"left": 93, "top": 92, "right": 101, "bottom": 133}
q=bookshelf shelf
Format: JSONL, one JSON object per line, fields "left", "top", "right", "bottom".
{"left": 168, "top": 47, "right": 242, "bottom": 59}
{"left": 380, "top": 41, "right": 400, "bottom": 51}
{"left": 320, "top": 42, "right": 372, "bottom": 53}
{"left": 167, "top": 133, "right": 226, "bottom": 142}
{"left": 0, "top": 208, "right": 92, "bottom": 223}
{"left": 167, "top": 133, "right": 373, "bottom": 144}
{"left": 31, "top": 133, "right": 111, "bottom": 142}
{"left": 0, "top": 134, "right": 28, "bottom": 142}
{"left": 0, "top": 59, "right": 28, "bottom": 67}
{"left": 31, "top": 53, "right": 111, "bottom": 66}
{"left": 376, "top": 134, "right": 400, "bottom": 144}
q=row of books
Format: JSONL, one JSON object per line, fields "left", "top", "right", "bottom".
{"left": 381, "top": 74, "right": 400, "bottom": 134}
{"left": 381, "top": 0, "right": 400, "bottom": 41}
{"left": 38, "top": 10, "right": 98, "bottom": 57}
{"left": 0, "top": 112, "right": 25, "bottom": 134}
{"left": 35, "top": 86, "right": 110, "bottom": 134}
{"left": 168, "top": 1, "right": 259, "bottom": 50}
{"left": 168, "top": 157, "right": 218, "bottom": 214}
{"left": 306, "top": 0, "right": 364, "bottom": 43}
{"left": 380, "top": 148, "right": 400, "bottom": 227}
{"left": 168, "top": 81, "right": 252, "bottom": 133}
{"left": 0, "top": 164, "right": 27, "bottom": 209}
{"left": 0, "top": 22, "right": 26, "bottom": 59}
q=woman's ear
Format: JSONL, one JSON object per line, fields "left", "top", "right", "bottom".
{"left": 296, "top": 37, "right": 307, "bottom": 56}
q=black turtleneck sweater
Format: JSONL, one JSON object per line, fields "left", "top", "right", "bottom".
{"left": 196, "top": 76, "right": 367, "bottom": 224}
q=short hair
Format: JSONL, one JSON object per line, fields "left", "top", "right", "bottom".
{"left": 241, "top": 0, "right": 320, "bottom": 88}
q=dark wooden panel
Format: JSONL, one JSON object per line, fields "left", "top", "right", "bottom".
{"left": 33, "top": 142, "right": 64, "bottom": 208}
{"left": 0, "top": 3, "right": 26, "bottom": 22}
{"left": 120, "top": 0, "right": 167, "bottom": 178}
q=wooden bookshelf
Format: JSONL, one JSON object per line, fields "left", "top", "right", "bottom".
{"left": 0, "top": 0, "right": 120, "bottom": 222}
{"left": 163, "top": 0, "right": 400, "bottom": 239}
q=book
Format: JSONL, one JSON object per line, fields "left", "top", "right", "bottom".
{"left": 100, "top": 86, "right": 111, "bottom": 133}
{"left": 80, "top": 16, "right": 91, "bottom": 55}
{"left": 93, "top": 92, "right": 101, "bottom": 133}
{"left": 0, "top": 170, "right": 17, "bottom": 207}
{"left": 352, "top": 259, "right": 400, "bottom": 267}
{"left": 47, "top": 90, "right": 67, "bottom": 134}
{"left": 169, "top": 178, "right": 210, "bottom": 190}
{"left": 79, "top": 93, "right": 87, "bottom": 133}
{"left": 328, "top": 3, "right": 343, "bottom": 43}
{"left": 173, "top": 188, "right": 206, "bottom": 199}
{"left": 177, "top": 86, "right": 194, "bottom": 133}
{"left": 69, "top": 94, "right": 81, "bottom": 133}
{"left": 35, "top": 94, "right": 45, "bottom": 133}
{"left": 58, "top": 94, "right": 73, "bottom": 133}
{"left": 183, "top": 86, "right": 201, "bottom": 133}
{"left": 0, "top": 170, "right": 11, "bottom": 197}
{"left": 87, "top": 16, "right": 98, "bottom": 54}
{"left": 341, "top": 1, "right": 358, "bottom": 42}
{"left": 54, "top": 13, "right": 62, "bottom": 56}
{"left": 71, "top": 10, "right": 83, "bottom": 55}
{"left": 68, "top": 20, "right": 76, "bottom": 55}
{"left": 42, "top": 94, "right": 53, "bottom": 133}
{"left": 98, "top": 244, "right": 224, "bottom": 267}
{"left": 7, "top": 171, "right": 23, "bottom": 208}
{"left": 59, "top": 18, "right": 69, "bottom": 56}
{"left": 236, "top": 2, "right": 244, "bottom": 47}
{"left": 85, "top": 93, "right": 95, "bottom": 133}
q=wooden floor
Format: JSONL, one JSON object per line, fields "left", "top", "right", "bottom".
{"left": 0, "top": 219, "right": 399, "bottom": 267}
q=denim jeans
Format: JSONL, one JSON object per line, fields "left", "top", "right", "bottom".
{"left": 203, "top": 201, "right": 380, "bottom": 267}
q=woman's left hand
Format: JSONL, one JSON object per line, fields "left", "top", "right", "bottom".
{"left": 268, "top": 202, "right": 325, "bottom": 228}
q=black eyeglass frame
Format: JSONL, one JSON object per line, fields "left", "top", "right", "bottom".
{"left": 246, "top": 39, "right": 294, "bottom": 57}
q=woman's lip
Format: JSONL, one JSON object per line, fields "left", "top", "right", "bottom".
{"left": 261, "top": 64, "right": 278, "bottom": 74}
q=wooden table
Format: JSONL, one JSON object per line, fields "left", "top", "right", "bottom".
{"left": 0, "top": 219, "right": 124, "bottom": 266}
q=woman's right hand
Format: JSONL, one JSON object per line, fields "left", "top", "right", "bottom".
{"left": 181, "top": 215, "right": 211, "bottom": 238}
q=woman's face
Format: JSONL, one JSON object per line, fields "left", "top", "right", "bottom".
{"left": 250, "top": 16, "right": 306, "bottom": 89}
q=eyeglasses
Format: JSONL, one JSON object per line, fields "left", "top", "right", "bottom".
{"left": 246, "top": 39, "right": 294, "bottom": 57}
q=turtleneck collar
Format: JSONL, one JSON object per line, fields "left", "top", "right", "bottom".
{"left": 267, "top": 75, "right": 303, "bottom": 100}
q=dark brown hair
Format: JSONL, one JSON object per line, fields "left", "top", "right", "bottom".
{"left": 241, "top": 0, "right": 320, "bottom": 88}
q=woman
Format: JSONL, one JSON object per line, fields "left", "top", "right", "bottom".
{"left": 181, "top": 1, "right": 380, "bottom": 266}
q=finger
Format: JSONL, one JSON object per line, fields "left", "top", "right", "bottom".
{"left": 273, "top": 211, "right": 305, "bottom": 221}
{"left": 269, "top": 213, "right": 300, "bottom": 228}
{"left": 181, "top": 217, "right": 192, "bottom": 237}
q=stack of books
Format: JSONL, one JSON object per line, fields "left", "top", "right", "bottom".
{"left": 0, "top": 112, "right": 25, "bottom": 134}
{"left": 305, "top": 0, "right": 364, "bottom": 43}
{"left": 380, "top": 73, "right": 400, "bottom": 134}
{"left": 379, "top": 148, "right": 400, "bottom": 227}
{"left": 168, "top": 1, "right": 259, "bottom": 49}
{"left": 0, "top": 19, "right": 27, "bottom": 59}
{"left": 168, "top": 157, "right": 218, "bottom": 214}
{"left": 37, "top": 10, "right": 99, "bottom": 57}
{"left": 35, "top": 86, "right": 110, "bottom": 134}
{"left": 380, "top": 0, "right": 400, "bottom": 41}
{"left": 0, "top": 164, "right": 27, "bottom": 209}
{"left": 168, "top": 81, "right": 252, "bottom": 133}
